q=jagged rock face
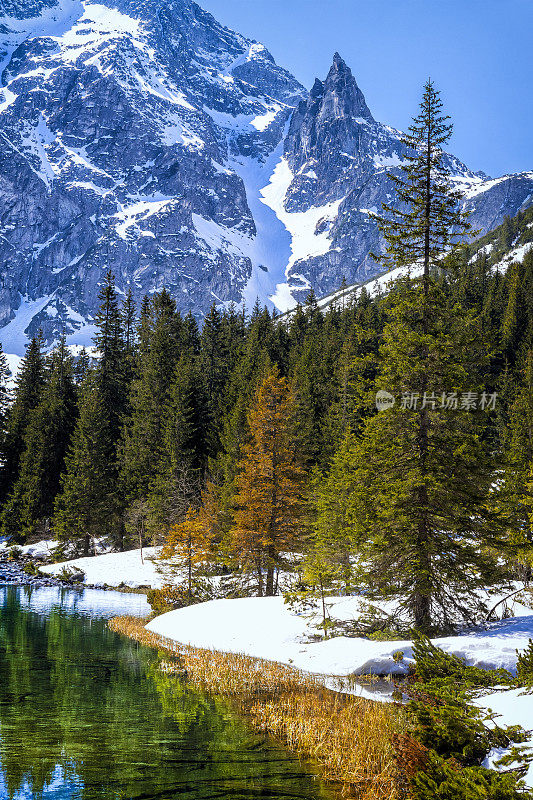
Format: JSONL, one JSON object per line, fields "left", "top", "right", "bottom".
{"left": 0, "top": 0, "right": 531, "bottom": 352}
{"left": 0, "top": 0, "right": 305, "bottom": 348}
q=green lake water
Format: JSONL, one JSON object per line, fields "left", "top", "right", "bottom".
{"left": 0, "top": 586, "right": 332, "bottom": 800}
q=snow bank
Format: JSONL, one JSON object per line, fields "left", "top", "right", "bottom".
{"left": 41, "top": 547, "right": 163, "bottom": 589}
{"left": 146, "top": 593, "right": 533, "bottom": 678}
{"left": 0, "top": 538, "right": 59, "bottom": 559}
{"left": 475, "top": 688, "right": 533, "bottom": 787}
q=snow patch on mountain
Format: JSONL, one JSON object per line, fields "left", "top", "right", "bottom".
{"left": 0, "top": 294, "right": 56, "bottom": 356}
{"left": 260, "top": 157, "right": 344, "bottom": 310}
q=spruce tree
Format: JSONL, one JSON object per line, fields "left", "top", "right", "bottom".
{"left": 0, "top": 344, "right": 10, "bottom": 452}
{"left": 334, "top": 82, "right": 503, "bottom": 632}
{"left": 120, "top": 291, "right": 183, "bottom": 506}
{"left": 333, "top": 280, "right": 505, "bottom": 631}
{"left": 163, "top": 354, "right": 211, "bottom": 479}
{"left": 122, "top": 287, "right": 137, "bottom": 390}
{"left": 373, "top": 79, "right": 471, "bottom": 282}
{"left": 94, "top": 271, "right": 128, "bottom": 444}
{"left": 147, "top": 354, "right": 211, "bottom": 533}
{"left": 1, "top": 337, "right": 77, "bottom": 541}
{"left": 199, "top": 303, "right": 231, "bottom": 433}
{"left": 53, "top": 373, "right": 118, "bottom": 554}
{"left": 60, "top": 272, "right": 132, "bottom": 549}
{"left": 497, "top": 349, "right": 533, "bottom": 570}
{"left": 0, "top": 335, "right": 46, "bottom": 506}
{"left": 74, "top": 348, "right": 90, "bottom": 384}
{"left": 291, "top": 325, "right": 329, "bottom": 467}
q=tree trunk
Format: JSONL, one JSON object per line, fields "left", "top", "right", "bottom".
{"left": 265, "top": 548, "right": 276, "bottom": 596}
{"left": 412, "top": 103, "right": 434, "bottom": 633}
{"left": 256, "top": 559, "right": 264, "bottom": 597}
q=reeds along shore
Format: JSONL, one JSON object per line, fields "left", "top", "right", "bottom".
{"left": 109, "top": 616, "right": 403, "bottom": 800}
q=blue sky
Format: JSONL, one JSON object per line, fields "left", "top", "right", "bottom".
{"left": 200, "top": 0, "right": 532, "bottom": 178}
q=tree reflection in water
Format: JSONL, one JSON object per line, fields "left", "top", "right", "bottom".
{"left": 0, "top": 586, "right": 332, "bottom": 800}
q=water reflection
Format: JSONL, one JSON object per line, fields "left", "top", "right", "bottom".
{"left": 0, "top": 587, "right": 331, "bottom": 800}
{"left": 0, "top": 585, "right": 152, "bottom": 619}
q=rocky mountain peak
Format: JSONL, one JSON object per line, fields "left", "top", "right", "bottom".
{"left": 323, "top": 52, "right": 374, "bottom": 123}
{"left": 284, "top": 52, "right": 376, "bottom": 181}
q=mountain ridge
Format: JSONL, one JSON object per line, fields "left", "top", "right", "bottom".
{"left": 0, "top": 0, "right": 531, "bottom": 354}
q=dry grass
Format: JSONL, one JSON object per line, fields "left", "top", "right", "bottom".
{"left": 110, "top": 615, "right": 404, "bottom": 800}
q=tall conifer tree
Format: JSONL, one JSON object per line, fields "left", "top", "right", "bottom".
{"left": 1, "top": 337, "right": 77, "bottom": 541}
{"left": 230, "top": 367, "right": 305, "bottom": 596}
{"left": 54, "top": 373, "right": 117, "bottom": 554}
{"left": 497, "top": 349, "right": 533, "bottom": 569}
{"left": 94, "top": 271, "right": 128, "bottom": 444}
{"left": 120, "top": 290, "right": 182, "bottom": 506}
{"left": 334, "top": 81, "right": 503, "bottom": 631}
{"left": 0, "top": 344, "right": 10, "bottom": 452}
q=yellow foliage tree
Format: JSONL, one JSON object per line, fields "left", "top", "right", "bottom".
{"left": 230, "top": 367, "right": 305, "bottom": 596}
{"left": 160, "top": 506, "right": 212, "bottom": 601}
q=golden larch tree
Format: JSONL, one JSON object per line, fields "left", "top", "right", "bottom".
{"left": 230, "top": 367, "right": 305, "bottom": 596}
{"left": 160, "top": 506, "right": 212, "bottom": 601}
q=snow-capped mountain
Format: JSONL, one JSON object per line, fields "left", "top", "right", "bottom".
{"left": 0, "top": 0, "right": 531, "bottom": 353}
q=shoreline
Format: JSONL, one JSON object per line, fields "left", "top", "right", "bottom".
{"left": 109, "top": 614, "right": 403, "bottom": 800}
{"left": 0, "top": 557, "right": 154, "bottom": 595}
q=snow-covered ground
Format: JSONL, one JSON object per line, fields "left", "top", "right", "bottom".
{"left": 0, "top": 538, "right": 60, "bottom": 559}
{"left": 41, "top": 547, "right": 163, "bottom": 588}
{"left": 146, "top": 592, "right": 533, "bottom": 677}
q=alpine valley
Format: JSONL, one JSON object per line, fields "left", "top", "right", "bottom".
{"left": 0, "top": 0, "right": 532, "bottom": 352}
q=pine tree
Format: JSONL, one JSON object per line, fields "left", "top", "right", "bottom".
{"left": 120, "top": 291, "right": 182, "bottom": 503}
{"left": 312, "top": 431, "right": 362, "bottom": 593}
{"left": 229, "top": 367, "right": 305, "bottom": 596}
{"left": 497, "top": 349, "right": 533, "bottom": 570}
{"left": 122, "top": 287, "right": 137, "bottom": 388}
{"left": 501, "top": 262, "right": 519, "bottom": 350}
{"left": 163, "top": 354, "right": 211, "bottom": 478}
{"left": 94, "top": 271, "right": 128, "bottom": 444}
{"left": 147, "top": 354, "right": 211, "bottom": 533}
{"left": 0, "top": 335, "right": 46, "bottom": 506}
{"left": 199, "top": 303, "right": 232, "bottom": 435}
{"left": 1, "top": 337, "right": 77, "bottom": 541}
{"left": 373, "top": 79, "right": 472, "bottom": 282}
{"left": 74, "top": 348, "right": 90, "bottom": 384}
{"left": 328, "top": 278, "right": 503, "bottom": 632}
